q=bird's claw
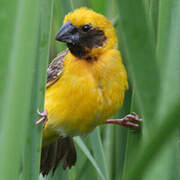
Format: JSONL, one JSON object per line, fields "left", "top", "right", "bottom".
{"left": 36, "top": 109, "right": 48, "bottom": 126}
{"left": 105, "top": 113, "right": 142, "bottom": 128}
{"left": 120, "top": 113, "right": 142, "bottom": 128}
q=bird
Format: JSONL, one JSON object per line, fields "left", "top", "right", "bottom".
{"left": 37, "top": 7, "right": 142, "bottom": 176}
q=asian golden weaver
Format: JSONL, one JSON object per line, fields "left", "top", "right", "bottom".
{"left": 37, "top": 7, "right": 141, "bottom": 176}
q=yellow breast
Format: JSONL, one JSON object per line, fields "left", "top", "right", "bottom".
{"left": 43, "top": 50, "right": 128, "bottom": 142}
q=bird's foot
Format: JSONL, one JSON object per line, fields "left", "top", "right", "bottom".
{"left": 36, "top": 109, "right": 48, "bottom": 127}
{"left": 105, "top": 112, "right": 142, "bottom": 128}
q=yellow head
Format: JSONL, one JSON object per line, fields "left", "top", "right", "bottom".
{"left": 56, "top": 7, "right": 118, "bottom": 60}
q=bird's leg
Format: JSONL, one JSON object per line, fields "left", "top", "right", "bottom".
{"left": 36, "top": 109, "right": 48, "bottom": 127}
{"left": 104, "top": 112, "right": 142, "bottom": 128}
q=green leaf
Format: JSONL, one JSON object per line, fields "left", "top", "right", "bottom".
{"left": 87, "top": 0, "right": 107, "bottom": 15}
{"left": 74, "top": 137, "right": 106, "bottom": 180}
{"left": 127, "top": 1, "right": 180, "bottom": 179}
{"left": 116, "top": 0, "right": 160, "bottom": 127}
{"left": 0, "top": 0, "right": 40, "bottom": 179}
{"left": 22, "top": 0, "right": 54, "bottom": 179}
{"left": 89, "top": 127, "right": 108, "bottom": 180}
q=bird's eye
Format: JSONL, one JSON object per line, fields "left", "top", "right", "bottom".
{"left": 81, "top": 24, "right": 91, "bottom": 32}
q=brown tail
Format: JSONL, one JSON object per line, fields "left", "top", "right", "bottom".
{"left": 40, "top": 137, "right": 77, "bottom": 176}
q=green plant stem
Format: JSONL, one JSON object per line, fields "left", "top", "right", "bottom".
{"left": 127, "top": 101, "right": 180, "bottom": 180}
{"left": 116, "top": 0, "right": 160, "bottom": 129}
{"left": 74, "top": 137, "right": 105, "bottom": 180}
{"left": 22, "top": 0, "right": 54, "bottom": 179}
{"left": 127, "top": 1, "right": 180, "bottom": 178}
{"left": 0, "top": 0, "right": 40, "bottom": 179}
{"left": 89, "top": 127, "right": 108, "bottom": 180}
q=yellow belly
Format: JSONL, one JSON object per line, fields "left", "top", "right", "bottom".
{"left": 43, "top": 50, "right": 128, "bottom": 144}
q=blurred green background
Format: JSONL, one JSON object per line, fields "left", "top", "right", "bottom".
{"left": 0, "top": 0, "right": 180, "bottom": 180}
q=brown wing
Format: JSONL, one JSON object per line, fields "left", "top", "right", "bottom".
{"left": 46, "top": 50, "right": 68, "bottom": 88}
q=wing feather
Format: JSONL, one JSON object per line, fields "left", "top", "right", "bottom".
{"left": 46, "top": 50, "right": 68, "bottom": 88}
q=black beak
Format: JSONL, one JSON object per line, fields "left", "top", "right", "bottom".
{"left": 55, "top": 21, "right": 78, "bottom": 44}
